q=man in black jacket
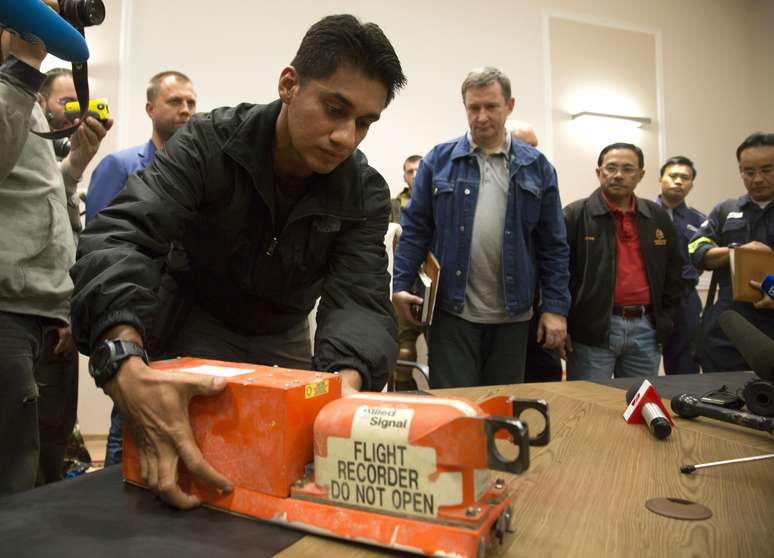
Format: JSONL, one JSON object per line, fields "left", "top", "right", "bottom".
{"left": 563, "top": 143, "right": 684, "bottom": 381}
{"left": 70, "top": 15, "right": 405, "bottom": 509}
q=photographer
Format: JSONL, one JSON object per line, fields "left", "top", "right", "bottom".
{"left": 0, "top": 0, "right": 111, "bottom": 495}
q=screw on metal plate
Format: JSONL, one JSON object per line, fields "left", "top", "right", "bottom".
{"left": 466, "top": 506, "right": 481, "bottom": 517}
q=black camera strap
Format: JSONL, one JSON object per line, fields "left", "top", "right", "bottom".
{"left": 31, "top": 25, "right": 90, "bottom": 140}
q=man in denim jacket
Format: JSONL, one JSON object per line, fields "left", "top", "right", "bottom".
{"left": 392, "top": 67, "right": 570, "bottom": 388}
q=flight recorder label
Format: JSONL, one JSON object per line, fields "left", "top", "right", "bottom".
{"left": 315, "top": 405, "right": 463, "bottom": 518}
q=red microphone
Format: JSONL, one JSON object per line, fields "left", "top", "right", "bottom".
{"left": 624, "top": 380, "right": 673, "bottom": 439}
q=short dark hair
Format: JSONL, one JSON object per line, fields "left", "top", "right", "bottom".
{"left": 40, "top": 68, "right": 73, "bottom": 99}
{"left": 461, "top": 67, "right": 511, "bottom": 101}
{"left": 597, "top": 142, "right": 644, "bottom": 169}
{"left": 660, "top": 156, "right": 697, "bottom": 180}
{"left": 290, "top": 14, "right": 406, "bottom": 107}
{"left": 736, "top": 132, "right": 774, "bottom": 162}
{"left": 146, "top": 71, "right": 192, "bottom": 102}
{"left": 403, "top": 154, "right": 422, "bottom": 170}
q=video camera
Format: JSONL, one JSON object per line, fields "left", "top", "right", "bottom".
{"left": 52, "top": 97, "right": 109, "bottom": 157}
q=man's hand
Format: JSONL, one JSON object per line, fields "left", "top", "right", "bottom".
{"left": 750, "top": 280, "right": 774, "bottom": 310}
{"left": 53, "top": 326, "right": 75, "bottom": 355}
{"left": 62, "top": 116, "right": 113, "bottom": 179}
{"left": 5, "top": 1, "right": 59, "bottom": 68}
{"left": 104, "top": 357, "right": 233, "bottom": 509}
{"left": 337, "top": 368, "right": 363, "bottom": 395}
{"left": 741, "top": 240, "right": 772, "bottom": 252}
{"left": 537, "top": 312, "right": 568, "bottom": 359}
{"left": 392, "top": 290, "right": 423, "bottom": 326}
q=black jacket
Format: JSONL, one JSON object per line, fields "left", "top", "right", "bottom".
{"left": 71, "top": 100, "right": 397, "bottom": 390}
{"left": 563, "top": 188, "right": 686, "bottom": 347}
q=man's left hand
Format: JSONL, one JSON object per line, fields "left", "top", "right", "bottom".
{"left": 750, "top": 280, "right": 774, "bottom": 310}
{"left": 63, "top": 115, "right": 113, "bottom": 179}
{"left": 53, "top": 326, "right": 75, "bottom": 355}
{"left": 337, "top": 368, "right": 362, "bottom": 395}
{"left": 537, "top": 312, "right": 568, "bottom": 359}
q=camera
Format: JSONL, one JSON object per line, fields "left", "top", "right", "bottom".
{"left": 53, "top": 138, "right": 70, "bottom": 159}
{"left": 59, "top": 0, "right": 105, "bottom": 28}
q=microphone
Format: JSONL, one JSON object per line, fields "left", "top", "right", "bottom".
{"left": 624, "top": 380, "right": 672, "bottom": 440}
{"left": 671, "top": 394, "right": 774, "bottom": 434}
{"left": 0, "top": 0, "right": 90, "bottom": 61}
{"left": 761, "top": 275, "right": 774, "bottom": 300}
{"left": 718, "top": 310, "right": 774, "bottom": 381}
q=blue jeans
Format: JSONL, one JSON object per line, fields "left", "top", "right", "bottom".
{"left": 566, "top": 315, "right": 660, "bottom": 382}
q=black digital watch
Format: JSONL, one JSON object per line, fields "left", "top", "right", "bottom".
{"left": 88, "top": 338, "right": 148, "bottom": 388}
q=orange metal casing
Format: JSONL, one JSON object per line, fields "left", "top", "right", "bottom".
{"left": 122, "top": 359, "right": 517, "bottom": 557}
{"left": 123, "top": 357, "right": 341, "bottom": 498}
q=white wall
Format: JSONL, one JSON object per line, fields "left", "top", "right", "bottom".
{"left": 66, "top": 0, "right": 774, "bottom": 434}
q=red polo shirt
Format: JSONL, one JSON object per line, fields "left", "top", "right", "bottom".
{"left": 600, "top": 191, "right": 651, "bottom": 306}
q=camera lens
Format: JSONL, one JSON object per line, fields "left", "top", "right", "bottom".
{"left": 60, "top": 0, "right": 106, "bottom": 28}
{"left": 53, "top": 138, "right": 71, "bottom": 159}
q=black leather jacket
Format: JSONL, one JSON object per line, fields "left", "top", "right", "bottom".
{"left": 71, "top": 100, "right": 397, "bottom": 389}
{"left": 563, "top": 188, "right": 686, "bottom": 347}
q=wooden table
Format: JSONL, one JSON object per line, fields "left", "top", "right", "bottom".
{"left": 277, "top": 381, "right": 774, "bottom": 557}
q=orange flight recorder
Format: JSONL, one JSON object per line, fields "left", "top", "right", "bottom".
{"left": 123, "top": 357, "right": 549, "bottom": 558}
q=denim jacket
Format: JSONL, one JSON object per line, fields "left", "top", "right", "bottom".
{"left": 393, "top": 133, "right": 570, "bottom": 318}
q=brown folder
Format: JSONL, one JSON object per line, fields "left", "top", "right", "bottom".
{"left": 730, "top": 246, "right": 774, "bottom": 302}
{"left": 411, "top": 251, "right": 440, "bottom": 325}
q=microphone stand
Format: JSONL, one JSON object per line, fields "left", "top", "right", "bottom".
{"left": 680, "top": 453, "right": 774, "bottom": 474}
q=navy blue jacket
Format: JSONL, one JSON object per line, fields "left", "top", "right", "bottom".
{"left": 656, "top": 195, "right": 706, "bottom": 286}
{"left": 393, "top": 133, "right": 570, "bottom": 318}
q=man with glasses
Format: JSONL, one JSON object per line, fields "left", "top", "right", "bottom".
{"left": 689, "top": 132, "right": 774, "bottom": 371}
{"left": 656, "top": 156, "right": 706, "bottom": 374}
{"left": 563, "top": 143, "right": 685, "bottom": 381}
{"left": 38, "top": 67, "right": 76, "bottom": 131}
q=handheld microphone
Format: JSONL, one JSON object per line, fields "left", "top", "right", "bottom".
{"left": 670, "top": 394, "right": 774, "bottom": 434}
{"left": 624, "top": 380, "right": 672, "bottom": 440}
{"left": 718, "top": 310, "right": 774, "bottom": 381}
{"left": 0, "top": 0, "right": 90, "bottom": 61}
{"left": 761, "top": 275, "right": 774, "bottom": 300}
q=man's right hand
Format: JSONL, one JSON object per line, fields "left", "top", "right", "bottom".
{"left": 104, "top": 356, "right": 233, "bottom": 509}
{"left": 392, "top": 290, "right": 423, "bottom": 326}
{"left": 741, "top": 240, "right": 772, "bottom": 252}
{"left": 6, "top": 1, "right": 59, "bottom": 68}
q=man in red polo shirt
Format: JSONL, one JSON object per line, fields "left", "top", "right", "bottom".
{"left": 563, "top": 143, "right": 685, "bottom": 380}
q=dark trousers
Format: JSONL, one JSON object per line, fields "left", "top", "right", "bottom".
{"left": 0, "top": 311, "right": 74, "bottom": 495}
{"left": 697, "top": 299, "right": 774, "bottom": 372}
{"left": 524, "top": 312, "right": 563, "bottom": 383}
{"left": 105, "top": 305, "right": 312, "bottom": 466}
{"left": 662, "top": 289, "right": 702, "bottom": 375}
{"left": 428, "top": 309, "right": 529, "bottom": 389}
{"left": 35, "top": 331, "right": 78, "bottom": 484}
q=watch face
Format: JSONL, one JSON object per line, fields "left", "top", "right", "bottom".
{"left": 89, "top": 342, "right": 112, "bottom": 373}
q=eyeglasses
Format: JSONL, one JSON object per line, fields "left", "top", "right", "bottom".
{"left": 600, "top": 165, "right": 640, "bottom": 177}
{"left": 740, "top": 166, "right": 774, "bottom": 180}
{"left": 54, "top": 97, "right": 77, "bottom": 107}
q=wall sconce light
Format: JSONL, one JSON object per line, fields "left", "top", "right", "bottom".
{"left": 571, "top": 111, "right": 651, "bottom": 128}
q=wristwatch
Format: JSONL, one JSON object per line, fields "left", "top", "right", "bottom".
{"left": 89, "top": 338, "right": 149, "bottom": 388}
